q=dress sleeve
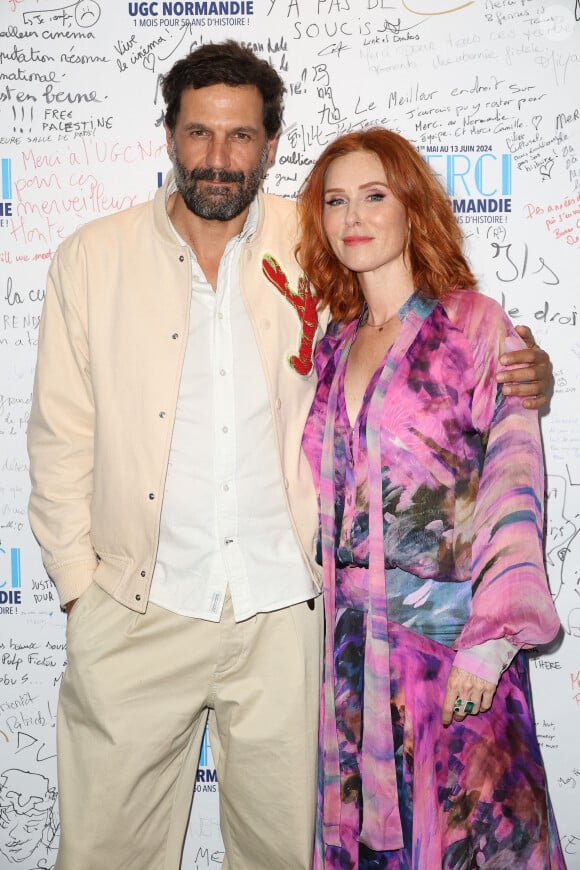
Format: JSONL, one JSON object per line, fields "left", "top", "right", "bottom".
{"left": 453, "top": 638, "right": 518, "bottom": 684}
{"left": 453, "top": 297, "right": 561, "bottom": 652}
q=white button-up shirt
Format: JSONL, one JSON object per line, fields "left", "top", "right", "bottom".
{"left": 149, "top": 194, "right": 315, "bottom": 622}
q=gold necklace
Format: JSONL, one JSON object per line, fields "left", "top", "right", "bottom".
{"left": 362, "top": 313, "right": 398, "bottom": 332}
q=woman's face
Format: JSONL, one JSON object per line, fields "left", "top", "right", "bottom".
{"left": 322, "top": 150, "right": 410, "bottom": 288}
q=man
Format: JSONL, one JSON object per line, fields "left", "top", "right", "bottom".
{"left": 27, "top": 41, "right": 551, "bottom": 870}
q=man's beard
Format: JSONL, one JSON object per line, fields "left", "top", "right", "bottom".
{"left": 170, "top": 140, "right": 269, "bottom": 221}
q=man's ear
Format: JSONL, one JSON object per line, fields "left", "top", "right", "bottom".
{"left": 265, "top": 133, "right": 280, "bottom": 171}
{"left": 165, "top": 123, "right": 173, "bottom": 159}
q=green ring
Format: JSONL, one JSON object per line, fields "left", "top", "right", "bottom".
{"left": 464, "top": 701, "right": 475, "bottom": 714}
{"left": 453, "top": 698, "right": 463, "bottom": 710}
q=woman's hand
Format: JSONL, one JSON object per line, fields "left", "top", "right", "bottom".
{"left": 442, "top": 665, "right": 497, "bottom": 726}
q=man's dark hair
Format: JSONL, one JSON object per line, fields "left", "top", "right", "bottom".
{"left": 161, "top": 40, "right": 285, "bottom": 138}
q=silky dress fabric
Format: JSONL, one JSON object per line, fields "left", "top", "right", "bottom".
{"left": 302, "top": 291, "right": 565, "bottom": 869}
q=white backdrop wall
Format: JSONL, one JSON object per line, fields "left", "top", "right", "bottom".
{"left": 0, "top": 1, "right": 579, "bottom": 867}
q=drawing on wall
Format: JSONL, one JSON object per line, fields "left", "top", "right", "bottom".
{"left": 0, "top": 768, "right": 59, "bottom": 868}
{"left": 546, "top": 473, "right": 580, "bottom": 635}
{"left": 555, "top": 525, "right": 580, "bottom": 637}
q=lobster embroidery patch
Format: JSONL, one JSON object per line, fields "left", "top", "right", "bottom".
{"left": 262, "top": 253, "right": 318, "bottom": 376}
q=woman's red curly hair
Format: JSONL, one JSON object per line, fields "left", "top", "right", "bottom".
{"left": 296, "top": 128, "right": 478, "bottom": 322}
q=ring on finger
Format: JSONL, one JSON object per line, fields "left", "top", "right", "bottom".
{"left": 464, "top": 701, "right": 475, "bottom": 714}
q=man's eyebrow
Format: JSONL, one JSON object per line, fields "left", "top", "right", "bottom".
{"left": 180, "top": 123, "right": 260, "bottom": 135}
{"left": 229, "top": 125, "right": 261, "bottom": 135}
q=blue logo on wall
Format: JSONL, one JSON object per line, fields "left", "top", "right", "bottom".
{"left": 0, "top": 547, "right": 22, "bottom": 607}
{"left": 196, "top": 729, "right": 218, "bottom": 788}
{"left": 1, "top": 159, "right": 12, "bottom": 198}
{"left": 1, "top": 159, "right": 13, "bottom": 219}
{"left": 199, "top": 728, "right": 209, "bottom": 767}
{"left": 423, "top": 150, "right": 513, "bottom": 222}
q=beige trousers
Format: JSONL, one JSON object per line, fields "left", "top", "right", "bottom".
{"left": 55, "top": 584, "right": 322, "bottom": 870}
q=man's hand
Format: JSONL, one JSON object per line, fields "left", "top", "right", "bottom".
{"left": 497, "top": 324, "right": 552, "bottom": 410}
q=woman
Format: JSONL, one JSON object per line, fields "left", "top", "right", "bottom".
{"left": 298, "top": 129, "right": 565, "bottom": 869}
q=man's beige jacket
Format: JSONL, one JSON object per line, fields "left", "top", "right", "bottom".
{"left": 28, "top": 174, "right": 325, "bottom": 612}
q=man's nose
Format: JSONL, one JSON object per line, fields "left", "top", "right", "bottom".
{"left": 205, "top": 137, "right": 230, "bottom": 170}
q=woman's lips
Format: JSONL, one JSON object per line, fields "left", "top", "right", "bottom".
{"left": 343, "top": 236, "right": 373, "bottom": 246}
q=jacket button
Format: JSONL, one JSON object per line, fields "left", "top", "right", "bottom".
{"left": 140, "top": 570, "right": 146, "bottom": 577}
{"left": 148, "top": 492, "right": 155, "bottom": 500}
{"left": 135, "top": 594, "right": 141, "bottom": 601}
{"left": 159, "top": 411, "right": 166, "bottom": 418}
{"left": 179, "top": 255, "right": 185, "bottom": 262}
{"left": 172, "top": 333, "right": 179, "bottom": 340}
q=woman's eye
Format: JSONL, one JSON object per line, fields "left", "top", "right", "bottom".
{"left": 324, "top": 197, "right": 345, "bottom": 207}
{"left": 367, "top": 192, "right": 386, "bottom": 201}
